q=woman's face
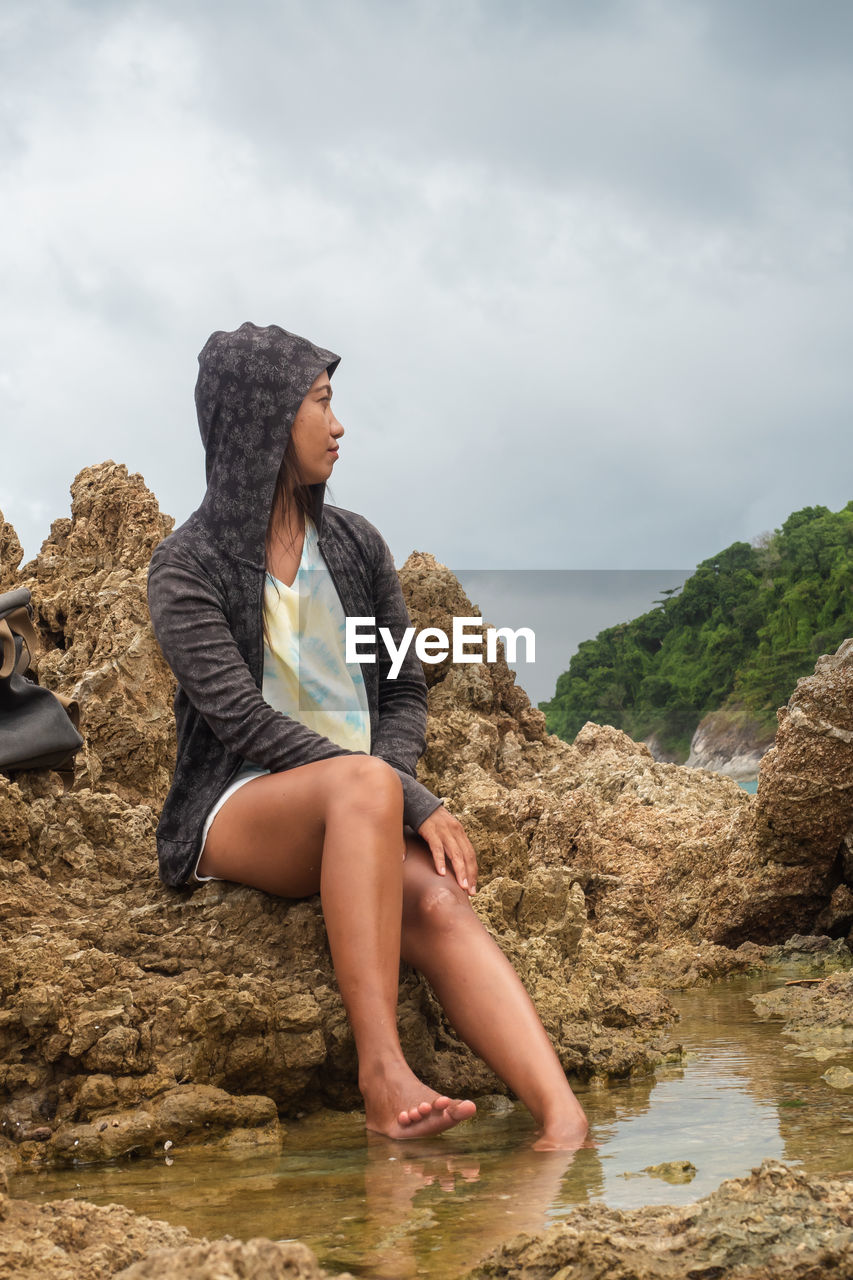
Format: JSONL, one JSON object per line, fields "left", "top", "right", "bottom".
{"left": 290, "top": 368, "right": 344, "bottom": 484}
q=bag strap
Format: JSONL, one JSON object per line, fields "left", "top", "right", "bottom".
{"left": 53, "top": 690, "right": 81, "bottom": 732}
{"left": 0, "top": 606, "right": 42, "bottom": 679}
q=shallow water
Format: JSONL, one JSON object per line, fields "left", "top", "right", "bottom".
{"left": 12, "top": 974, "right": 853, "bottom": 1278}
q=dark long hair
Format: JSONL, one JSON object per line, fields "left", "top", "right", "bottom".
{"left": 263, "top": 435, "right": 315, "bottom": 648}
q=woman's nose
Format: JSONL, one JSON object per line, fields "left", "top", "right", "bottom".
{"left": 332, "top": 415, "right": 344, "bottom": 437}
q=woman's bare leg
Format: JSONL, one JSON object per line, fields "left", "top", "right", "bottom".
{"left": 198, "top": 755, "right": 475, "bottom": 1139}
{"left": 400, "top": 837, "right": 588, "bottom": 1150}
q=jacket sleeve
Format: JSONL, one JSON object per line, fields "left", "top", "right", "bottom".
{"left": 368, "top": 535, "right": 444, "bottom": 831}
{"left": 147, "top": 554, "right": 362, "bottom": 773}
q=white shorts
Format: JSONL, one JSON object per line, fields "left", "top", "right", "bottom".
{"left": 192, "top": 766, "right": 270, "bottom": 883}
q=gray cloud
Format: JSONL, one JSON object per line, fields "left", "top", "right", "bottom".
{"left": 1, "top": 0, "right": 851, "bottom": 697}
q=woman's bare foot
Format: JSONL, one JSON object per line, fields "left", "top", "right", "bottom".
{"left": 361, "top": 1061, "right": 477, "bottom": 1140}
{"left": 531, "top": 1111, "right": 590, "bottom": 1152}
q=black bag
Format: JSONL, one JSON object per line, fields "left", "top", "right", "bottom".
{"left": 0, "top": 586, "right": 84, "bottom": 786}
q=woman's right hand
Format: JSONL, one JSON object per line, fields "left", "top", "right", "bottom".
{"left": 416, "top": 806, "right": 478, "bottom": 896}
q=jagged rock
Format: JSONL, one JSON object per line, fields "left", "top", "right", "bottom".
{"left": 48, "top": 1084, "right": 282, "bottom": 1163}
{"left": 823, "top": 1066, "right": 853, "bottom": 1091}
{"left": 703, "top": 637, "right": 853, "bottom": 943}
{"left": 0, "top": 514, "right": 24, "bottom": 592}
{"left": 464, "top": 1160, "right": 853, "bottom": 1279}
{"left": 406, "top": 569, "right": 853, "bottom": 950}
{"left": 753, "top": 639, "right": 853, "bottom": 854}
{"left": 641, "top": 1158, "right": 696, "bottom": 1183}
{"left": 7, "top": 463, "right": 177, "bottom": 805}
{"left": 117, "top": 1238, "right": 347, "bottom": 1279}
{"left": 816, "top": 884, "right": 853, "bottom": 936}
{"left": 0, "top": 1196, "right": 196, "bottom": 1279}
{"left": 751, "top": 971, "right": 853, "bottom": 1070}
{"left": 684, "top": 703, "right": 775, "bottom": 779}
{"left": 0, "top": 1193, "right": 349, "bottom": 1279}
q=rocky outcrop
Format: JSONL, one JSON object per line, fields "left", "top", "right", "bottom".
{"left": 407, "top": 572, "right": 853, "bottom": 952}
{"left": 752, "top": 970, "right": 853, "bottom": 1073}
{"left": 2, "top": 463, "right": 853, "bottom": 1278}
{"left": 0, "top": 1190, "right": 194, "bottom": 1280}
{"left": 0, "top": 1187, "right": 343, "bottom": 1279}
{"left": 118, "top": 1238, "right": 346, "bottom": 1279}
{"left": 0, "top": 514, "right": 24, "bottom": 593}
{"left": 6, "top": 462, "right": 177, "bottom": 804}
{"left": 685, "top": 702, "right": 775, "bottom": 779}
{"left": 0, "top": 467, "right": 681, "bottom": 1171}
{"left": 692, "top": 638, "right": 853, "bottom": 944}
{"left": 747, "top": 639, "right": 853, "bottom": 853}
{"left": 0, "top": 463, "right": 851, "bottom": 1169}
{"left": 464, "top": 1160, "right": 853, "bottom": 1279}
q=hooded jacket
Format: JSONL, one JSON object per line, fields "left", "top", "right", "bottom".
{"left": 146, "top": 322, "right": 443, "bottom": 889}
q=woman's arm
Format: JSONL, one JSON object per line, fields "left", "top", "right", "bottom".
{"left": 368, "top": 534, "right": 478, "bottom": 893}
{"left": 147, "top": 553, "right": 361, "bottom": 772}
{"left": 368, "top": 535, "right": 445, "bottom": 830}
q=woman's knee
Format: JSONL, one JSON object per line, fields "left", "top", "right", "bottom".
{"left": 325, "top": 755, "right": 403, "bottom": 819}
{"left": 404, "top": 869, "right": 472, "bottom": 937}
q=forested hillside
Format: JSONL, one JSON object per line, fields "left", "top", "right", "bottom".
{"left": 539, "top": 501, "right": 853, "bottom": 760}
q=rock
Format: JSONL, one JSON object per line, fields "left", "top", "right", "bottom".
{"left": 642, "top": 1158, "right": 696, "bottom": 1183}
{"left": 823, "top": 1066, "right": 853, "bottom": 1091}
{"left": 815, "top": 884, "right": 853, "bottom": 937}
{"left": 47, "top": 1084, "right": 282, "bottom": 1163}
{"left": 709, "top": 637, "right": 853, "bottom": 943}
{"left": 760, "top": 933, "right": 853, "bottom": 971}
{"left": 498, "top": 632, "right": 853, "bottom": 950}
{"left": 0, "top": 1196, "right": 196, "bottom": 1279}
{"left": 11, "top": 462, "right": 177, "bottom": 805}
{"left": 685, "top": 703, "right": 775, "bottom": 779}
{"left": 0, "top": 474, "right": 682, "bottom": 1169}
{"left": 464, "top": 1160, "right": 853, "bottom": 1279}
{"left": 0, "top": 1193, "right": 351, "bottom": 1279}
{"left": 751, "top": 972, "right": 853, "bottom": 1072}
{"left": 116, "top": 1237, "right": 347, "bottom": 1279}
{"left": 0, "top": 514, "right": 24, "bottom": 592}
{"left": 842, "top": 828, "right": 853, "bottom": 885}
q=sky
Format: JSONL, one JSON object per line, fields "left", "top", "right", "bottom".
{"left": 2, "top": 0, "right": 851, "bottom": 701}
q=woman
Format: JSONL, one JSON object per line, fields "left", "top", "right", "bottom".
{"left": 147, "top": 321, "right": 588, "bottom": 1148}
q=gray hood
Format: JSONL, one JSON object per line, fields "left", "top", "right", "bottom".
{"left": 195, "top": 321, "right": 340, "bottom": 564}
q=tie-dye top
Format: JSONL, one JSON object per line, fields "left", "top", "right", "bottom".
{"left": 233, "top": 515, "right": 371, "bottom": 782}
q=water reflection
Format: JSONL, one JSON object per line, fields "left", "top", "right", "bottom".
{"left": 353, "top": 1130, "right": 597, "bottom": 1277}
{"left": 11, "top": 975, "right": 853, "bottom": 1279}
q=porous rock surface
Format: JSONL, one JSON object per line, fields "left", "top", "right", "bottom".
{"left": 0, "top": 1190, "right": 191, "bottom": 1280}
{"left": 464, "top": 1160, "right": 853, "bottom": 1279}
{"left": 116, "top": 1238, "right": 347, "bottom": 1280}
{"left": 752, "top": 970, "right": 853, "bottom": 1070}
{"left": 0, "top": 462, "right": 850, "bottom": 1176}
{"left": 0, "top": 1173, "right": 343, "bottom": 1279}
